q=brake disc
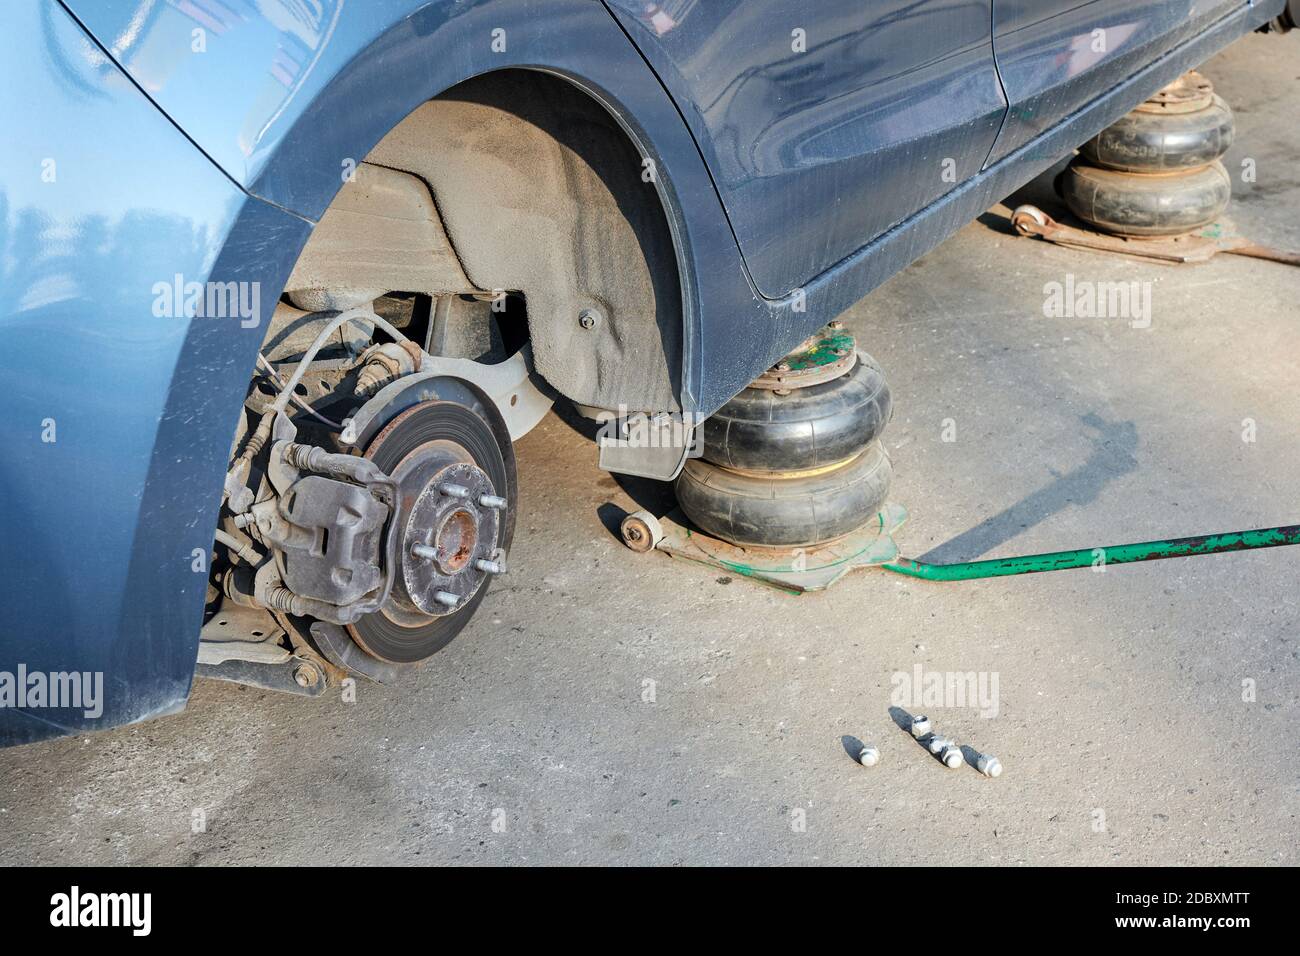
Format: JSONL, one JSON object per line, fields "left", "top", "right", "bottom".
{"left": 346, "top": 400, "right": 514, "bottom": 664}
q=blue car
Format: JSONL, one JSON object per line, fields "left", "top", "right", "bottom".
{"left": 1, "top": 0, "right": 1293, "bottom": 746}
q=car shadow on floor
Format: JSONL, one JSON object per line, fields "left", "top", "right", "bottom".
{"left": 546, "top": 400, "right": 679, "bottom": 542}
{"left": 915, "top": 412, "right": 1139, "bottom": 564}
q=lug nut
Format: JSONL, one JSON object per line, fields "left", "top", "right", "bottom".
{"left": 440, "top": 483, "right": 470, "bottom": 499}
{"left": 479, "top": 494, "right": 507, "bottom": 510}
{"left": 976, "top": 754, "right": 1003, "bottom": 778}
{"left": 927, "top": 735, "right": 951, "bottom": 755}
{"left": 910, "top": 715, "right": 931, "bottom": 737}
{"left": 857, "top": 745, "right": 880, "bottom": 767}
{"left": 941, "top": 745, "right": 964, "bottom": 769}
{"left": 432, "top": 590, "right": 459, "bottom": 608}
{"left": 474, "top": 558, "right": 503, "bottom": 574}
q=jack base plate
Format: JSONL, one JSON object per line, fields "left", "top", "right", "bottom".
{"left": 648, "top": 502, "right": 908, "bottom": 593}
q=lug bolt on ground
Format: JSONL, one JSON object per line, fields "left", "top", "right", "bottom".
{"left": 910, "top": 715, "right": 931, "bottom": 737}
{"left": 977, "top": 754, "right": 1003, "bottom": 778}
{"left": 858, "top": 745, "right": 880, "bottom": 767}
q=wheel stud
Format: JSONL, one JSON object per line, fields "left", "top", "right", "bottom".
{"left": 440, "top": 483, "right": 470, "bottom": 499}
{"left": 432, "top": 590, "right": 459, "bottom": 607}
{"left": 411, "top": 543, "right": 436, "bottom": 560}
{"left": 479, "top": 494, "right": 507, "bottom": 510}
{"left": 475, "top": 558, "right": 503, "bottom": 574}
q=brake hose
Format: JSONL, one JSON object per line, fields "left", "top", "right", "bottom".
{"left": 239, "top": 307, "right": 416, "bottom": 461}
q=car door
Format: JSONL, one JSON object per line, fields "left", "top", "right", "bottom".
{"left": 988, "top": 0, "right": 1249, "bottom": 164}
{"left": 604, "top": 1, "right": 1007, "bottom": 299}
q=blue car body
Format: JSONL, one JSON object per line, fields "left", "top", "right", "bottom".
{"left": 0, "top": 0, "right": 1285, "bottom": 745}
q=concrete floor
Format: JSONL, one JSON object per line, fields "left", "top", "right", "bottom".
{"left": 2, "top": 37, "right": 1297, "bottom": 866}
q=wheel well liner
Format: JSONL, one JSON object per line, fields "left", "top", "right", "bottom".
{"left": 290, "top": 69, "right": 685, "bottom": 413}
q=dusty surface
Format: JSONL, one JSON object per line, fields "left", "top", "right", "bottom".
{"left": 2, "top": 38, "right": 1297, "bottom": 866}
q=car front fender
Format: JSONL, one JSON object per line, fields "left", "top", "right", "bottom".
{"left": 0, "top": 0, "right": 310, "bottom": 746}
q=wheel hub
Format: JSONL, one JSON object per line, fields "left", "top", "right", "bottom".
{"left": 431, "top": 508, "right": 477, "bottom": 574}
{"left": 398, "top": 458, "right": 500, "bottom": 617}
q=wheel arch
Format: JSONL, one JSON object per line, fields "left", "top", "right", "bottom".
{"left": 232, "top": 2, "right": 727, "bottom": 415}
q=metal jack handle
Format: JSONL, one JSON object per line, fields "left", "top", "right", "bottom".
{"left": 882, "top": 524, "right": 1300, "bottom": 582}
